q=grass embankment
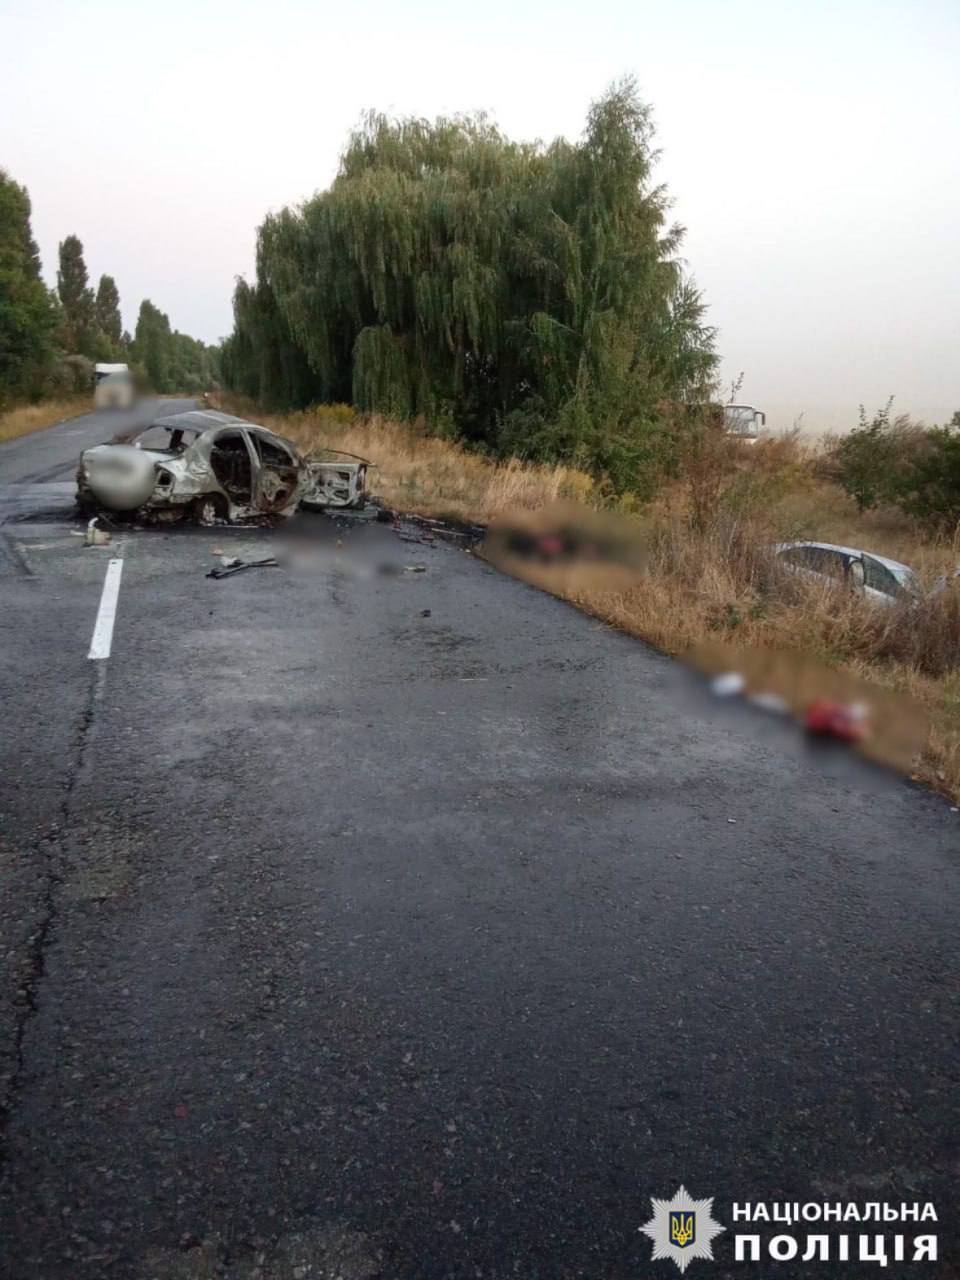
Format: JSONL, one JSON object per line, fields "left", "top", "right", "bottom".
{"left": 219, "top": 398, "right": 595, "bottom": 522}
{"left": 218, "top": 395, "right": 960, "bottom": 802}
{"left": 0, "top": 397, "right": 89, "bottom": 444}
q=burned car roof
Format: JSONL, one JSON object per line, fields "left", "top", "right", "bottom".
{"left": 149, "top": 409, "right": 248, "bottom": 433}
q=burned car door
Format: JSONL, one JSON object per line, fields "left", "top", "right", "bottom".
{"left": 249, "top": 430, "right": 303, "bottom": 515}
{"left": 301, "top": 460, "right": 367, "bottom": 509}
{"left": 208, "top": 429, "right": 257, "bottom": 508}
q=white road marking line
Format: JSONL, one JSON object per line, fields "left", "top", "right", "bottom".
{"left": 87, "top": 558, "right": 124, "bottom": 660}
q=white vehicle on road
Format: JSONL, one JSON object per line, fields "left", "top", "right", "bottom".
{"left": 93, "top": 363, "right": 135, "bottom": 410}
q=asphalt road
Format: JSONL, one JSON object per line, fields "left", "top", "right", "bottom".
{"left": 0, "top": 403, "right": 956, "bottom": 1279}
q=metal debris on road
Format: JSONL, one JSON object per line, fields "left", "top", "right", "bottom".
{"left": 83, "top": 517, "right": 111, "bottom": 547}
{"left": 84, "top": 516, "right": 110, "bottom": 546}
{"left": 206, "top": 556, "right": 281, "bottom": 579}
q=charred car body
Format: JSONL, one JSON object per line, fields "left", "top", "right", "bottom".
{"left": 77, "top": 410, "right": 367, "bottom": 523}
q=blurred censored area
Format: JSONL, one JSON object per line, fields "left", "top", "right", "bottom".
{"left": 482, "top": 503, "right": 959, "bottom": 783}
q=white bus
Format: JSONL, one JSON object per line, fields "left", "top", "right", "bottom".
{"left": 722, "top": 403, "right": 766, "bottom": 441}
{"left": 94, "top": 363, "right": 135, "bottom": 410}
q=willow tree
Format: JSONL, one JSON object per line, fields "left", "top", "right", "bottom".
{"left": 226, "top": 79, "right": 717, "bottom": 489}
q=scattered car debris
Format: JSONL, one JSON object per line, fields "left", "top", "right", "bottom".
{"left": 710, "top": 671, "right": 746, "bottom": 697}
{"left": 709, "top": 672, "right": 788, "bottom": 713}
{"left": 318, "top": 500, "right": 381, "bottom": 521}
{"left": 748, "top": 691, "right": 790, "bottom": 714}
{"left": 206, "top": 556, "right": 280, "bottom": 580}
{"left": 77, "top": 409, "right": 369, "bottom": 526}
{"left": 83, "top": 517, "right": 111, "bottom": 547}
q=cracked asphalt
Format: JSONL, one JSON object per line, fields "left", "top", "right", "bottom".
{"left": 0, "top": 403, "right": 956, "bottom": 1279}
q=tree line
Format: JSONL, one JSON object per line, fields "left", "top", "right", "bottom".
{"left": 221, "top": 80, "right": 719, "bottom": 492}
{"left": 0, "top": 168, "right": 219, "bottom": 407}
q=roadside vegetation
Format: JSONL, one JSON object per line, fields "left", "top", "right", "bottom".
{"left": 221, "top": 80, "right": 716, "bottom": 494}
{"left": 0, "top": 396, "right": 90, "bottom": 444}
{"left": 0, "top": 168, "right": 219, "bottom": 416}
{"left": 216, "top": 392, "right": 960, "bottom": 802}
{"left": 221, "top": 398, "right": 597, "bottom": 522}
{"left": 829, "top": 400, "right": 960, "bottom": 529}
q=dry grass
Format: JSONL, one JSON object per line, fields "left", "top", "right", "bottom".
{"left": 217, "top": 396, "right": 960, "bottom": 801}
{"left": 503, "top": 510, "right": 960, "bottom": 798}
{"left": 217, "top": 396, "right": 596, "bottom": 522}
{"left": 770, "top": 475, "right": 958, "bottom": 569}
{"left": 0, "top": 397, "right": 89, "bottom": 444}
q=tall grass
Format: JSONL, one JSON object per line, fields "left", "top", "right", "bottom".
{"left": 220, "top": 398, "right": 597, "bottom": 521}
{"left": 509, "top": 508, "right": 960, "bottom": 794}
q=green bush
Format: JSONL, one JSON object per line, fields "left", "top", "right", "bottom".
{"left": 47, "top": 354, "right": 94, "bottom": 395}
{"left": 830, "top": 403, "right": 960, "bottom": 530}
{"left": 831, "top": 400, "right": 904, "bottom": 512}
{"left": 897, "top": 417, "right": 960, "bottom": 528}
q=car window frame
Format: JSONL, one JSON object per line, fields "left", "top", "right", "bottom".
{"left": 864, "top": 554, "right": 909, "bottom": 600}
{"left": 248, "top": 429, "right": 299, "bottom": 470}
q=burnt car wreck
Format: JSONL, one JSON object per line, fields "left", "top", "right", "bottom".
{"left": 76, "top": 410, "right": 368, "bottom": 524}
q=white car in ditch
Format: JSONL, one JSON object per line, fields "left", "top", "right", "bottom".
{"left": 76, "top": 410, "right": 368, "bottom": 523}
{"left": 774, "top": 540, "right": 918, "bottom": 605}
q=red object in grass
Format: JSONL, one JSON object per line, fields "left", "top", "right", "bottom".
{"left": 537, "top": 534, "right": 565, "bottom": 560}
{"left": 804, "top": 698, "right": 870, "bottom": 743}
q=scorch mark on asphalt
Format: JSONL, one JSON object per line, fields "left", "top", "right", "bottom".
{"left": 87, "top": 557, "right": 124, "bottom": 660}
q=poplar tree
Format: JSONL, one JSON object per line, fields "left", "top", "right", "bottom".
{"left": 131, "top": 299, "right": 220, "bottom": 391}
{"left": 94, "top": 274, "right": 123, "bottom": 347}
{"left": 57, "top": 235, "right": 96, "bottom": 355}
{"left": 132, "top": 299, "right": 172, "bottom": 390}
{"left": 0, "top": 169, "right": 57, "bottom": 403}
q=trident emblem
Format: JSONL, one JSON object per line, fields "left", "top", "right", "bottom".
{"left": 670, "top": 1211, "right": 696, "bottom": 1248}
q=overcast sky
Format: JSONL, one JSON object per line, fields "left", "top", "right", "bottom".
{"left": 1, "top": 0, "right": 957, "bottom": 431}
